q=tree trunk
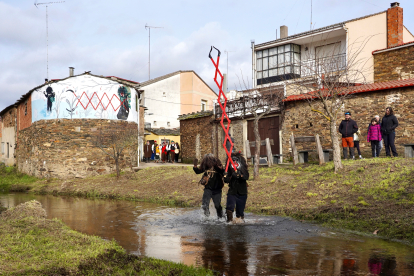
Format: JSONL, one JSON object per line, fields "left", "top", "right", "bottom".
{"left": 330, "top": 119, "right": 343, "bottom": 172}
{"left": 115, "top": 157, "right": 120, "bottom": 178}
{"left": 253, "top": 118, "right": 261, "bottom": 180}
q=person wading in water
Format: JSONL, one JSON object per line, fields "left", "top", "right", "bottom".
{"left": 193, "top": 154, "right": 224, "bottom": 219}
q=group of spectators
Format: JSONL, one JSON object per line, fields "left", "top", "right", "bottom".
{"left": 338, "top": 107, "right": 399, "bottom": 159}
{"left": 143, "top": 140, "right": 180, "bottom": 163}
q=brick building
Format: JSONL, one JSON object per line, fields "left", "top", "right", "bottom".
{"left": 0, "top": 71, "right": 144, "bottom": 178}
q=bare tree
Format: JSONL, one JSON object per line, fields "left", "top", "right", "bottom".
{"left": 93, "top": 123, "right": 137, "bottom": 177}
{"left": 285, "top": 37, "right": 372, "bottom": 172}
{"left": 216, "top": 84, "right": 284, "bottom": 180}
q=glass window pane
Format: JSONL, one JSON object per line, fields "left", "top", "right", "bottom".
{"left": 257, "top": 72, "right": 262, "bottom": 79}
{"left": 285, "top": 52, "right": 291, "bottom": 64}
{"left": 269, "top": 47, "right": 277, "bottom": 56}
{"left": 263, "top": 49, "right": 268, "bottom": 57}
{"left": 278, "top": 53, "right": 284, "bottom": 66}
{"left": 294, "top": 66, "right": 300, "bottom": 75}
{"left": 263, "top": 57, "right": 268, "bottom": 70}
{"left": 294, "top": 53, "right": 300, "bottom": 64}
{"left": 263, "top": 70, "right": 268, "bottom": 78}
{"left": 294, "top": 44, "right": 300, "bottom": 53}
{"left": 269, "top": 69, "right": 277, "bottom": 77}
{"left": 285, "top": 44, "right": 291, "bottom": 52}
{"left": 257, "top": 58, "right": 262, "bottom": 71}
{"left": 285, "top": 66, "right": 292, "bottom": 74}
{"left": 278, "top": 67, "right": 284, "bottom": 75}
{"left": 278, "top": 46, "right": 284, "bottom": 54}
{"left": 269, "top": 56, "right": 277, "bottom": 68}
{"left": 256, "top": 51, "right": 262, "bottom": 58}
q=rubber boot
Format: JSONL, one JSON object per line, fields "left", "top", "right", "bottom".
{"left": 226, "top": 210, "right": 233, "bottom": 223}
{"left": 343, "top": 148, "right": 348, "bottom": 159}
{"left": 350, "top": 147, "right": 355, "bottom": 160}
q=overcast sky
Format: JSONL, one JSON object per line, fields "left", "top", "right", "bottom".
{"left": 1, "top": 0, "right": 413, "bottom": 111}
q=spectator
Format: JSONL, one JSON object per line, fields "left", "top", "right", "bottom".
{"left": 367, "top": 118, "right": 382, "bottom": 157}
{"left": 353, "top": 129, "right": 363, "bottom": 159}
{"left": 174, "top": 142, "right": 180, "bottom": 162}
{"left": 381, "top": 107, "right": 399, "bottom": 157}
{"left": 161, "top": 142, "right": 167, "bottom": 163}
{"left": 170, "top": 141, "right": 176, "bottom": 163}
{"left": 338, "top": 111, "right": 358, "bottom": 160}
{"left": 367, "top": 115, "right": 383, "bottom": 156}
{"left": 144, "top": 141, "right": 152, "bottom": 163}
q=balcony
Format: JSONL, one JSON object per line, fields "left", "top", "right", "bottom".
{"left": 300, "top": 53, "right": 346, "bottom": 77}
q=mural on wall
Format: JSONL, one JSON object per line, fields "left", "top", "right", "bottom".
{"left": 31, "top": 75, "right": 138, "bottom": 123}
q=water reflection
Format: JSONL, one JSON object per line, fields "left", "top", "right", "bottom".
{"left": 1, "top": 193, "right": 414, "bottom": 276}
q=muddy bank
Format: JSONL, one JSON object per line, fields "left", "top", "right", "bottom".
{"left": 0, "top": 200, "right": 214, "bottom": 275}
{"left": 7, "top": 158, "right": 414, "bottom": 243}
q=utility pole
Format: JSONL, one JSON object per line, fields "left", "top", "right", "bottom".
{"left": 145, "top": 24, "right": 163, "bottom": 80}
{"left": 35, "top": 1, "right": 65, "bottom": 81}
{"left": 224, "top": 50, "right": 234, "bottom": 92}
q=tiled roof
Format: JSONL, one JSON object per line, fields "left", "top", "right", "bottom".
{"left": 256, "top": 11, "right": 386, "bottom": 48}
{"left": 372, "top": 41, "right": 414, "bottom": 54}
{"left": 105, "top": 76, "right": 139, "bottom": 84}
{"left": 178, "top": 110, "right": 214, "bottom": 120}
{"left": 283, "top": 79, "right": 414, "bottom": 102}
{"left": 145, "top": 128, "right": 180, "bottom": 136}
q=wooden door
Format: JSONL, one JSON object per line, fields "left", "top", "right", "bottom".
{"left": 247, "top": 116, "right": 280, "bottom": 157}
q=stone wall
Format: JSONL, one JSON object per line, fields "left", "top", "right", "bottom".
{"left": 216, "top": 120, "right": 245, "bottom": 164}
{"left": 16, "top": 119, "right": 138, "bottom": 178}
{"left": 374, "top": 44, "right": 414, "bottom": 82}
{"left": 179, "top": 114, "right": 214, "bottom": 163}
{"left": 282, "top": 87, "right": 414, "bottom": 160}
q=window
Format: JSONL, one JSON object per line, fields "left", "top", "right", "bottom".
{"left": 153, "top": 121, "right": 157, "bottom": 127}
{"left": 6, "top": 143, "right": 9, "bottom": 158}
{"left": 201, "top": 100, "right": 207, "bottom": 111}
{"left": 167, "top": 122, "right": 171, "bottom": 127}
{"left": 1, "top": 142, "right": 4, "bottom": 155}
{"left": 135, "top": 95, "right": 138, "bottom": 112}
{"left": 256, "top": 43, "right": 301, "bottom": 83}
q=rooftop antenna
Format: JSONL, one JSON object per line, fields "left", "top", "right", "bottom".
{"left": 35, "top": 0, "right": 65, "bottom": 81}
{"left": 310, "top": 0, "right": 312, "bottom": 30}
{"left": 224, "top": 50, "right": 235, "bottom": 91}
{"left": 145, "top": 24, "right": 163, "bottom": 80}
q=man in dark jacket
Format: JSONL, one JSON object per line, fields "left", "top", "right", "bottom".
{"left": 338, "top": 111, "right": 358, "bottom": 159}
{"left": 224, "top": 152, "right": 249, "bottom": 223}
{"left": 381, "top": 107, "right": 399, "bottom": 157}
{"left": 143, "top": 141, "right": 152, "bottom": 163}
{"left": 193, "top": 154, "right": 224, "bottom": 218}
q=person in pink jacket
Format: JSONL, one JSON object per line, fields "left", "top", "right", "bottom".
{"left": 367, "top": 118, "right": 382, "bottom": 157}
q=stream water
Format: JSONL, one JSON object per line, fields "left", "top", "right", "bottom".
{"left": 1, "top": 193, "right": 414, "bottom": 275}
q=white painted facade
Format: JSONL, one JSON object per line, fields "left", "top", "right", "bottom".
{"left": 0, "top": 127, "right": 16, "bottom": 166}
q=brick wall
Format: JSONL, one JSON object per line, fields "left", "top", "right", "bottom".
{"left": 16, "top": 119, "right": 138, "bottom": 178}
{"left": 387, "top": 6, "right": 403, "bottom": 47}
{"left": 282, "top": 87, "right": 414, "bottom": 159}
{"left": 374, "top": 45, "right": 414, "bottom": 82}
{"left": 179, "top": 115, "right": 214, "bottom": 163}
{"left": 17, "top": 95, "right": 32, "bottom": 133}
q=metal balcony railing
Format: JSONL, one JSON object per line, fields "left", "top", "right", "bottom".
{"left": 300, "top": 53, "right": 346, "bottom": 77}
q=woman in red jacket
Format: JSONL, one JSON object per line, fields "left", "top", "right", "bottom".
{"left": 161, "top": 142, "right": 167, "bottom": 163}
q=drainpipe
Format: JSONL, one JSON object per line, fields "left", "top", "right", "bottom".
{"left": 251, "top": 40, "right": 255, "bottom": 88}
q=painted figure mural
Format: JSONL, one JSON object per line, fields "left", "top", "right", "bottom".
{"left": 44, "top": 86, "right": 55, "bottom": 113}
{"left": 31, "top": 75, "right": 138, "bottom": 123}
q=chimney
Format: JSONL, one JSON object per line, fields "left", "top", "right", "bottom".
{"left": 387, "top": 2, "right": 403, "bottom": 47}
{"left": 280, "top": 25, "right": 288, "bottom": 39}
{"left": 45, "top": 78, "right": 48, "bottom": 83}
{"left": 69, "top": 67, "right": 74, "bottom": 77}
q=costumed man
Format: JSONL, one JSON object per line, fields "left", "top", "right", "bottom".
{"left": 44, "top": 86, "right": 55, "bottom": 113}
{"left": 143, "top": 141, "right": 152, "bottom": 163}
{"left": 338, "top": 111, "right": 358, "bottom": 160}
{"left": 224, "top": 152, "right": 249, "bottom": 223}
{"left": 193, "top": 154, "right": 224, "bottom": 218}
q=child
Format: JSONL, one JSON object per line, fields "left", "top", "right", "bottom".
{"left": 224, "top": 152, "right": 249, "bottom": 223}
{"left": 353, "top": 130, "right": 363, "bottom": 159}
{"left": 367, "top": 118, "right": 382, "bottom": 157}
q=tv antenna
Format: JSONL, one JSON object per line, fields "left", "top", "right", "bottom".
{"left": 34, "top": 0, "right": 65, "bottom": 81}
{"left": 145, "top": 24, "right": 163, "bottom": 80}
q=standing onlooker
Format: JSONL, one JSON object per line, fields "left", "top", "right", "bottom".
{"left": 161, "top": 142, "right": 167, "bottom": 163}
{"left": 166, "top": 141, "right": 171, "bottom": 162}
{"left": 368, "top": 115, "right": 383, "bottom": 156}
{"left": 353, "top": 130, "right": 363, "bottom": 159}
{"left": 170, "top": 141, "right": 176, "bottom": 163}
{"left": 153, "top": 141, "right": 159, "bottom": 163}
{"left": 151, "top": 142, "right": 156, "bottom": 161}
{"left": 367, "top": 118, "right": 382, "bottom": 157}
{"left": 175, "top": 142, "right": 180, "bottom": 162}
{"left": 338, "top": 111, "right": 358, "bottom": 160}
{"left": 381, "top": 107, "right": 399, "bottom": 157}
{"left": 144, "top": 141, "right": 152, "bottom": 163}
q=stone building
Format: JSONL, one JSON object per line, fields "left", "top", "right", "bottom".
{"left": 0, "top": 71, "right": 143, "bottom": 178}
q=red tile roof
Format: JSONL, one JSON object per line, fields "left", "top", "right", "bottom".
{"left": 283, "top": 78, "right": 414, "bottom": 102}
{"left": 372, "top": 41, "right": 414, "bottom": 54}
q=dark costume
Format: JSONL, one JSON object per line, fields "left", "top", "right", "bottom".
{"left": 44, "top": 86, "right": 55, "bottom": 113}
{"left": 193, "top": 154, "right": 224, "bottom": 218}
{"left": 144, "top": 143, "right": 152, "bottom": 162}
{"left": 381, "top": 111, "right": 399, "bottom": 157}
{"left": 224, "top": 152, "right": 249, "bottom": 222}
{"left": 117, "top": 86, "right": 130, "bottom": 120}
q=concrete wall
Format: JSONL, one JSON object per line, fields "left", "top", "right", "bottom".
{"left": 16, "top": 119, "right": 138, "bottom": 178}
{"left": 180, "top": 72, "right": 217, "bottom": 115}
{"left": 403, "top": 26, "right": 414, "bottom": 42}
{"left": 0, "top": 108, "right": 17, "bottom": 166}
{"left": 282, "top": 87, "right": 414, "bottom": 160}
{"left": 143, "top": 74, "right": 181, "bottom": 129}
{"left": 345, "top": 12, "right": 387, "bottom": 84}
{"left": 374, "top": 45, "right": 414, "bottom": 82}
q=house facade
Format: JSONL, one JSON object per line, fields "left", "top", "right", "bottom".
{"left": 140, "top": 70, "right": 217, "bottom": 130}
{"left": 0, "top": 72, "right": 142, "bottom": 178}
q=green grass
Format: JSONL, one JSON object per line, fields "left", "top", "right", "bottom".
{"left": 0, "top": 203, "right": 215, "bottom": 275}
{"left": 0, "top": 165, "right": 38, "bottom": 193}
